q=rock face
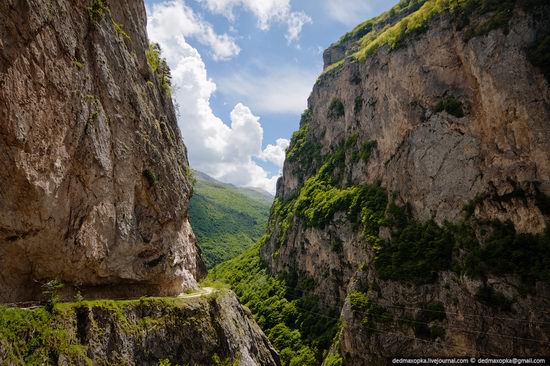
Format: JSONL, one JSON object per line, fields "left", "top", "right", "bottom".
{"left": 0, "top": 0, "right": 205, "bottom": 302}
{"left": 0, "top": 290, "right": 281, "bottom": 366}
{"left": 262, "top": 1, "right": 550, "bottom": 363}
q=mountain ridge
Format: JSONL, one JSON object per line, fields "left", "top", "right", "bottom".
{"left": 189, "top": 170, "right": 273, "bottom": 268}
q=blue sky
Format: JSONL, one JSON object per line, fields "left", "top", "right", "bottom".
{"left": 144, "top": 0, "right": 399, "bottom": 193}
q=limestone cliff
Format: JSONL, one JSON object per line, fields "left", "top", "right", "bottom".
{"left": 0, "top": 0, "right": 206, "bottom": 302}
{"left": 0, "top": 290, "right": 280, "bottom": 365}
{"left": 261, "top": 0, "right": 550, "bottom": 362}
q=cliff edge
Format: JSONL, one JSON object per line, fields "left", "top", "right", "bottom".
{"left": 0, "top": 0, "right": 205, "bottom": 302}
{"left": 261, "top": 0, "right": 550, "bottom": 362}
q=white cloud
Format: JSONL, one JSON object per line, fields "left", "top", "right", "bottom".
{"left": 197, "top": 0, "right": 311, "bottom": 43}
{"left": 148, "top": 0, "right": 240, "bottom": 60}
{"left": 217, "top": 65, "right": 318, "bottom": 114}
{"left": 259, "top": 138, "right": 290, "bottom": 168}
{"left": 323, "top": 0, "right": 375, "bottom": 26}
{"left": 147, "top": 2, "right": 284, "bottom": 194}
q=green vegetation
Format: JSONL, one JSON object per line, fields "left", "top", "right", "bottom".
{"left": 112, "top": 20, "right": 130, "bottom": 41}
{"left": 338, "top": 0, "right": 428, "bottom": 44}
{"left": 146, "top": 43, "right": 172, "bottom": 96}
{"left": 327, "top": 98, "right": 345, "bottom": 119}
{"left": 375, "top": 202, "right": 550, "bottom": 287}
{"left": 0, "top": 295, "right": 219, "bottom": 365}
{"left": 207, "top": 242, "right": 338, "bottom": 366}
{"left": 271, "top": 139, "right": 386, "bottom": 248}
{"left": 475, "top": 286, "right": 513, "bottom": 312}
{"left": 325, "top": 353, "right": 344, "bottom": 366}
{"left": 529, "top": 35, "right": 550, "bottom": 81}
{"left": 143, "top": 169, "right": 158, "bottom": 186}
{"left": 462, "top": 221, "right": 550, "bottom": 285}
{"left": 357, "top": 140, "right": 377, "bottom": 163}
{"left": 42, "top": 280, "right": 64, "bottom": 313}
{"left": 211, "top": 354, "right": 239, "bottom": 366}
{"left": 88, "top": 0, "right": 107, "bottom": 21}
{"left": 286, "top": 110, "right": 322, "bottom": 173}
{"left": 0, "top": 305, "right": 91, "bottom": 365}
{"left": 354, "top": 96, "right": 363, "bottom": 114}
{"left": 434, "top": 97, "right": 464, "bottom": 118}
{"left": 349, "top": 291, "right": 393, "bottom": 331}
{"left": 188, "top": 172, "right": 272, "bottom": 268}
{"left": 376, "top": 220, "right": 455, "bottom": 283}
{"left": 72, "top": 58, "right": 84, "bottom": 70}
{"left": 326, "top": 0, "right": 546, "bottom": 68}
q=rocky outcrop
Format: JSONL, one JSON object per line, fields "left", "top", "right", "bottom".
{"left": 0, "top": 0, "right": 206, "bottom": 302}
{"left": 0, "top": 290, "right": 281, "bottom": 366}
{"left": 262, "top": 0, "right": 550, "bottom": 362}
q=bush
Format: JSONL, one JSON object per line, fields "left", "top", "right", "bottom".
{"left": 475, "top": 286, "right": 513, "bottom": 312}
{"left": 529, "top": 36, "right": 550, "bottom": 81}
{"left": 42, "top": 280, "right": 64, "bottom": 313}
{"left": 434, "top": 97, "right": 464, "bottom": 117}
{"left": 327, "top": 98, "right": 345, "bottom": 119}
{"left": 358, "top": 140, "right": 377, "bottom": 162}
{"left": 375, "top": 220, "right": 454, "bottom": 283}
{"left": 143, "top": 169, "right": 158, "bottom": 187}
{"left": 146, "top": 43, "right": 172, "bottom": 96}
{"left": 88, "top": 0, "right": 107, "bottom": 21}
{"left": 325, "top": 353, "right": 344, "bottom": 366}
{"left": 354, "top": 96, "right": 363, "bottom": 114}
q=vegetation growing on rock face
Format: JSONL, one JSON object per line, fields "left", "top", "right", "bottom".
{"left": 207, "top": 242, "right": 338, "bottom": 366}
{"left": 327, "top": 0, "right": 548, "bottom": 69}
{"left": 146, "top": 43, "right": 172, "bottom": 96}
{"left": 327, "top": 98, "right": 345, "bottom": 119}
{"left": 272, "top": 128, "right": 550, "bottom": 288}
{"left": 143, "top": 169, "right": 158, "bottom": 186}
{"left": 475, "top": 285, "right": 513, "bottom": 312}
{"left": 88, "top": 0, "right": 107, "bottom": 21}
{"left": 529, "top": 35, "right": 550, "bottom": 81}
{"left": 434, "top": 97, "right": 464, "bottom": 117}
{"left": 271, "top": 137, "right": 386, "bottom": 248}
{"left": 286, "top": 109, "right": 322, "bottom": 174}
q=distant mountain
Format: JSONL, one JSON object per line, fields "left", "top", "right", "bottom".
{"left": 192, "top": 170, "right": 273, "bottom": 203}
{"left": 189, "top": 170, "right": 273, "bottom": 268}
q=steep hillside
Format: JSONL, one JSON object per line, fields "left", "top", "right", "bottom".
{"left": 231, "top": 0, "right": 549, "bottom": 363}
{"left": 189, "top": 171, "right": 272, "bottom": 268}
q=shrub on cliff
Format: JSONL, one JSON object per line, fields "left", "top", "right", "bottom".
{"left": 327, "top": 98, "right": 345, "bottom": 119}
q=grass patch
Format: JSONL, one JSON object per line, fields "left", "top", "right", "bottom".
{"left": 323, "top": 0, "right": 543, "bottom": 69}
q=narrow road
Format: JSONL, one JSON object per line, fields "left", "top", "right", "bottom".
{"left": 177, "top": 287, "right": 216, "bottom": 299}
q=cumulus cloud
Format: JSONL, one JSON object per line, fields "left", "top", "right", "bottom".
{"left": 147, "top": 2, "right": 284, "bottom": 194}
{"left": 323, "top": 0, "right": 375, "bottom": 26}
{"left": 217, "top": 65, "right": 318, "bottom": 114}
{"left": 259, "top": 139, "right": 290, "bottom": 168}
{"left": 197, "top": 0, "right": 311, "bottom": 43}
{"left": 148, "top": 0, "right": 240, "bottom": 60}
